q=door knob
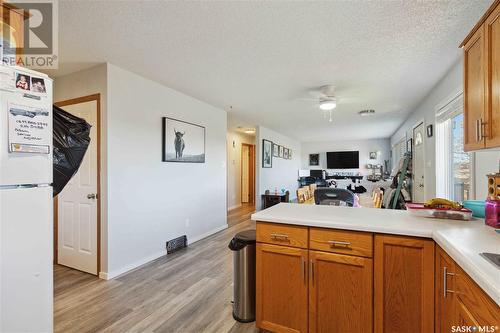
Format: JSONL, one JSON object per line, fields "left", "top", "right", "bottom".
{"left": 87, "top": 193, "right": 97, "bottom": 199}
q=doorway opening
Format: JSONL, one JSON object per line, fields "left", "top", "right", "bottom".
{"left": 53, "top": 94, "right": 101, "bottom": 276}
{"left": 241, "top": 143, "right": 255, "bottom": 205}
{"left": 412, "top": 121, "right": 425, "bottom": 203}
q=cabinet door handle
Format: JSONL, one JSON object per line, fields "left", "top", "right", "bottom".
{"left": 301, "top": 257, "right": 306, "bottom": 283}
{"left": 270, "top": 233, "right": 289, "bottom": 241}
{"left": 310, "top": 260, "right": 314, "bottom": 285}
{"left": 327, "top": 240, "right": 351, "bottom": 247}
{"left": 443, "top": 266, "right": 455, "bottom": 298}
{"left": 476, "top": 119, "right": 481, "bottom": 142}
{"left": 480, "top": 118, "right": 487, "bottom": 140}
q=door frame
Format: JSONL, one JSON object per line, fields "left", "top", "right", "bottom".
{"left": 412, "top": 120, "right": 426, "bottom": 202}
{"left": 53, "top": 93, "right": 101, "bottom": 275}
{"left": 240, "top": 143, "right": 255, "bottom": 204}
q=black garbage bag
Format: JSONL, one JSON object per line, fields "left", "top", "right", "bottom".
{"left": 52, "top": 105, "right": 91, "bottom": 197}
{"left": 228, "top": 230, "right": 256, "bottom": 251}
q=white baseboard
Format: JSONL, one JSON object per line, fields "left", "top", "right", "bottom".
{"left": 98, "top": 224, "right": 228, "bottom": 280}
{"left": 100, "top": 250, "right": 166, "bottom": 280}
{"left": 227, "top": 204, "right": 241, "bottom": 211}
{"left": 189, "top": 224, "right": 228, "bottom": 244}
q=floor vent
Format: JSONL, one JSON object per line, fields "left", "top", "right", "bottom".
{"left": 166, "top": 235, "right": 187, "bottom": 254}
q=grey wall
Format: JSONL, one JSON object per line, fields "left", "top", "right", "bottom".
{"left": 390, "top": 58, "right": 500, "bottom": 200}
{"left": 301, "top": 138, "right": 391, "bottom": 175}
{"left": 256, "top": 126, "right": 301, "bottom": 209}
{"left": 56, "top": 63, "right": 228, "bottom": 279}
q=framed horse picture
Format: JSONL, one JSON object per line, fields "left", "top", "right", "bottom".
{"left": 162, "top": 117, "right": 205, "bottom": 163}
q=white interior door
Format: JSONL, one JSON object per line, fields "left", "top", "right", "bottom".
{"left": 57, "top": 100, "right": 98, "bottom": 275}
{"left": 413, "top": 122, "right": 425, "bottom": 203}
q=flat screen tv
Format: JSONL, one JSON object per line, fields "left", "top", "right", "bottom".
{"left": 326, "top": 151, "right": 359, "bottom": 169}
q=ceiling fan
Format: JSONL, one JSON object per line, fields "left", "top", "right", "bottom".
{"left": 311, "top": 85, "right": 337, "bottom": 122}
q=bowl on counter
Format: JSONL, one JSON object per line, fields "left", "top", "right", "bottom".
{"left": 462, "top": 200, "right": 486, "bottom": 218}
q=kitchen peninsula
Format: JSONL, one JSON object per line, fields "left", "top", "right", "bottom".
{"left": 251, "top": 203, "right": 500, "bottom": 333}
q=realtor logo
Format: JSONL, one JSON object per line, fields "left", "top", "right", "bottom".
{"left": 1, "top": 0, "right": 58, "bottom": 69}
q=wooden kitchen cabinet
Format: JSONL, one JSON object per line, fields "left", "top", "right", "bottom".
{"left": 464, "top": 25, "right": 487, "bottom": 151}
{"left": 485, "top": 3, "right": 500, "bottom": 148}
{"left": 309, "top": 251, "right": 372, "bottom": 333}
{"left": 435, "top": 246, "right": 500, "bottom": 331}
{"left": 454, "top": 265, "right": 500, "bottom": 327}
{"left": 256, "top": 243, "right": 308, "bottom": 333}
{"left": 462, "top": 0, "right": 500, "bottom": 151}
{"left": 435, "top": 246, "right": 457, "bottom": 333}
{"left": 374, "top": 235, "right": 435, "bottom": 333}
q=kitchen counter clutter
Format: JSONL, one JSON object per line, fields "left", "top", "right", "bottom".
{"left": 251, "top": 203, "right": 499, "bottom": 333}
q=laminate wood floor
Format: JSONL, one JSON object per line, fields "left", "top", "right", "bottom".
{"left": 54, "top": 218, "right": 258, "bottom": 333}
{"left": 227, "top": 204, "right": 255, "bottom": 228}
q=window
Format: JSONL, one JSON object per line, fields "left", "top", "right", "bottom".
{"left": 436, "top": 93, "right": 474, "bottom": 201}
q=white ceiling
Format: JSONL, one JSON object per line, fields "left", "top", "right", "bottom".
{"left": 49, "top": 0, "right": 491, "bottom": 142}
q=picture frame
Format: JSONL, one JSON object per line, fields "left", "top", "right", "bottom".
{"left": 426, "top": 124, "right": 433, "bottom": 138}
{"left": 284, "top": 148, "right": 289, "bottom": 159}
{"left": 309, "top": 153, "right": 319, "bottom": 166}
{"left": 369, "top": 152, "right": 377, "bottom": 159}
{"left": 278, "top": 145, "right": 284, "bottom": 158}
{"left": 262, "top": 139, "right": 273, "bottom": 168}
{"left": 406, "top": 138, "right": 413, "bottom": 155}
{"left": 162, "top": 117, "right": 205, "bottom": 163}
{"left": 272, "top": 143, "right": 279, "bottom": 157}
{"left": 288, "top": 149, "right": 293, "bottom": 159}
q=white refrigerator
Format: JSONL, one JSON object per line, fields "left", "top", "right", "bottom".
{"left": 0, "top": 65, "right": 53, "bottom": 332}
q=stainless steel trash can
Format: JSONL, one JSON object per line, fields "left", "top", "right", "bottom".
{"left": 228, "top": 230, "right": 256, "bottom": 323}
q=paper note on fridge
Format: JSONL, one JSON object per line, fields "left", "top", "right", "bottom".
{"left": 8, "top": 102, "right": 51, "bottom": 154}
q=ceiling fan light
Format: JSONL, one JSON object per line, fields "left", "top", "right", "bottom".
{"left": 319, "top": 99, "right": 337, "bottom": 111}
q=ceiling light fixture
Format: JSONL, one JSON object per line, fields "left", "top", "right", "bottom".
{"left": 319, "top": 98, "right": 337, "bottom": 111}
{"left": 244, "top": 128, "right": 255, "bottom": 134}
{"left": 359, "top": 109, "right": 375, "bottom": 116}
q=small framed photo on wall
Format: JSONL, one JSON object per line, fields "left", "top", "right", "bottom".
{"left": 309, "top": 153, "right": 319, "bottom": 166}
{"left": 262, "top": 139, "right": 273, "bottom": 168}
{"left": 426, "top": 124, "right": 433, "bottom": 138}
{"left": 273, "top": 143, "right": 279, "bottom": 157}
{"left": 284, "top": 148, "right": 289, "bottom": 159}
{"left": 278, "top": 145, "right": 284, "bottom": 158}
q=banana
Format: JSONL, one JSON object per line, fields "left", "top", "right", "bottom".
{"left": 424, "top": 198, "right": 463, "bottom": 210}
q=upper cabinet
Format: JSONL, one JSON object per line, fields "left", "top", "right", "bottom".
{"left": 485, "top": 3, "right": 500, "bottom": 148}
{"left": 462, "top": 0, "right": 500, "bottom": 151}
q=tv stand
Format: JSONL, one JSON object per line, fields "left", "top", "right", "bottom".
{"left": 326, "top": 175, "right": 363, "bottom": 181}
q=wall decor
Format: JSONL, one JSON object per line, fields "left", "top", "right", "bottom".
{"left": 278, "top": 145, "right": 284, "bottom": 158}
{"left": 162, "top": 117, "right": 205, "bottom": 163}
{"left": 289, "top": 149, "right": 293, "bottom": 159}
{"left": 309, "top": 153, "right": 319, "bottom": 166}
{"left": 406, "top": 138, "right": 413, "bottom": 155}
{"left": 273, "top": 143, "right": 279, "bottom": 157}
{"left": 369, "top": 152, "right": 377, "bottom": 159}
{"left": 284, "top": 148, "right": 289, "bottom": 159}
{"left": 426, "top": 124, "right": 433, "bottom": 138}
{"left": 262, "top": 139, "right": 273, "bottom": 168}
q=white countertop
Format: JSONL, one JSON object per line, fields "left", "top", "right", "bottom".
{"left": 251, "top": 203, "right": 500, "bottom": 306}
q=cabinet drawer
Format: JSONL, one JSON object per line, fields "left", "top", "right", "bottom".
{"left": 256, "top": 222, "right": 308, "bottom": 248}
{"left": 455, "top": 266, "right": 500, "bottom": 326}
{"left": 309, "top": 228, "right": 373, "bottom": 257}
